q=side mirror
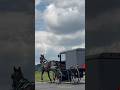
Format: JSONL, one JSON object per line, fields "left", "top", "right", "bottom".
{"left": 58, "top": 54, "right": 60, "bottom": 58}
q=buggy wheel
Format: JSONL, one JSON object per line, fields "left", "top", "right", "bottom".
{"left": 70, "top": 70, "right": 80, "bottom": 84}
{"left": 71, "top": 75, "right": 80, "bottom": 84}
{"left": 57, "top": 71, "right": 62, "bottom": 84}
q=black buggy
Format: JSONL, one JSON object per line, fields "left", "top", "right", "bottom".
{"left": 55, "top": 48, "right": 85, "bottom": 84}
{"left": 55, "top": 61, "right": 85, "bottom": 84}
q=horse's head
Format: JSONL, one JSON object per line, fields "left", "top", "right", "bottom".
{"left": 11, "top": 66, "right": 24, "bottom": 88}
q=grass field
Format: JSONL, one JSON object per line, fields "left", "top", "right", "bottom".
{"left": 35, "top": 71, "right": 54, "bottom": 82}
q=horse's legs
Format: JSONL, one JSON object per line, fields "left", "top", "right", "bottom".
{"left": 53, "top": 72, "right": 56, "bottom": 82}
{"left": 47, "top": 71, "right": 52, "bottom": 82}
{"left": 52, "top": 70, "right": 56, "bottom": 82}
{"left": 51, "top": 70, "right": 55, "bottom": 82}
{"left": 41, "top": 69, "right": 45, "bottom": 81}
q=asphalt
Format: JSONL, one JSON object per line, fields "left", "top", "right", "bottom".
{"left": 35, "top": 82, "right": 85, "bottom": 90}
{"left": 35, "top": 77, "right": 85, "bottom": 90}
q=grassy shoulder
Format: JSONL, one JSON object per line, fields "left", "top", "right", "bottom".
{"left": 35, "top": 71, "right": 54, "bottom": 82}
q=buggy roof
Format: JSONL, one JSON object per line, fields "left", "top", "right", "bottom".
{"left": 60, "top": 48, "right": 85, "bottom": 54}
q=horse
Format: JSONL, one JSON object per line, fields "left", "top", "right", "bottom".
{"left": 11, "top": 66, "right": 35, "bottom": 90}
{"left": 40, "top": 60, "right": 61, "bottom": 82}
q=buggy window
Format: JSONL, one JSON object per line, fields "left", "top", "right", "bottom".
{"left": 61, "top": 54, "right": 66, "bottom": 61}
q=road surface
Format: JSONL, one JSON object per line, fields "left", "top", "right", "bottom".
{"left": 35, "top": 82, "right": 85, "bottom": 90}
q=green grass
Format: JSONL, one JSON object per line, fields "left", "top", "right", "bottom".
{"left": 35, "top": 71, "right": 54, "bottom": 82}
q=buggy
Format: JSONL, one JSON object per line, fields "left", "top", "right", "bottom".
{"left": 55, "top": 48, "right": 85, "bottom": 84}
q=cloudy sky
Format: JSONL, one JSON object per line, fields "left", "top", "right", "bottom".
{"left": 35, "top": 0, "right": 85, "bottom": 65}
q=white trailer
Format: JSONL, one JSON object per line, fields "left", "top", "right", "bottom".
{"left": 59, "top": 48, "right": 85, "bottom": 69}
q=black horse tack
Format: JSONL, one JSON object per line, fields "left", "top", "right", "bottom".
{"left": 11, "top": 66, "right": 35, "bottom": 90}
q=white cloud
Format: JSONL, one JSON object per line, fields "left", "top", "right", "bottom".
{"left": 35, "top": 0, "right": 41, "bottom": 6}
{"left": 35, "top": 30, "right": 85, "bottom": 54}
{"left": 43, "top": 0, "right": 85, "bottom": 34}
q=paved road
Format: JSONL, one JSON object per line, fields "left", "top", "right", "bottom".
{"left": 35, "top": 82, "right": 85, "bottom": 90}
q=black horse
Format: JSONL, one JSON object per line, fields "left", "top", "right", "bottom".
{"left": 11, "top": 66, "right": 35, "bottom": 90}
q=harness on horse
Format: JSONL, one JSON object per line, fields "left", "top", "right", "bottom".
{"left": 15, "top": 78, "right": 33, "bottom": 90}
